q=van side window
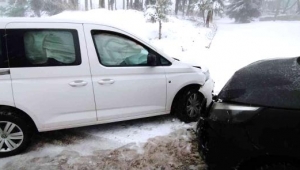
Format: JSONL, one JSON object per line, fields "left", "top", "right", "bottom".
{"left": 6, "top": 29, "right": 81, "bottom": 67}
{"left": 0, "top": 30, "right": 8, "bottom": 68}
{"left": 92, "top": 32, "right": 149, "bottom": 67}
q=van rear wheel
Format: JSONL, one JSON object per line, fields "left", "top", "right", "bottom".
{"left": 174, "top": 88, "right": 205, "bottom": 123}
{"left": 0, "top": 110, "right": 31, "bottom": 157}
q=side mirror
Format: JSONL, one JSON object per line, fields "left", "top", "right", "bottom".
{"left": 147, "top": 53, "right": 157, "bottom": 66}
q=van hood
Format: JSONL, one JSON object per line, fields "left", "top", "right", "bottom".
{"left": 218, "top": 57, "right": 300, "bottom": 109}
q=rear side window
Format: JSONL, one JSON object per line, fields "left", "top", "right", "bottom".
{"left": 6, "top": 29, "right": 81, "bottom": 67}
{"left": 0, "top": 30, "right": 8, "bottom": 68}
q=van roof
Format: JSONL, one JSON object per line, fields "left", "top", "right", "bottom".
{"left": 0, "top": 17, "right": 103, "bottom": 25}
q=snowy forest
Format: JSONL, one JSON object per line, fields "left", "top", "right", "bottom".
{"left": 0, "top": 0, "right": 299, "bottom": 23}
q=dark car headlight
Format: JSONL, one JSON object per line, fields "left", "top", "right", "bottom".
{"left": 209, "top": 103, "right": 260, "bottom": 123}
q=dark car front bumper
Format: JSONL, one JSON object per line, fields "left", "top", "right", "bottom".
{"left": 197, "top": 102, "right": 300, "bottom": 170}
{"left": 197, "top": 102, "right": 260, "bottom": 170}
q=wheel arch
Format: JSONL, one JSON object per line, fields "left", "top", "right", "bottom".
{"left": 0, "top": 105, "right": 38, "bottom": 132}
{"left": 170, "top": 84, "right": 204, "bottom": 114}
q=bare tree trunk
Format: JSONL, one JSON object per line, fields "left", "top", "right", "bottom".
{"left": 175, "top": 0, "right": 180, "bottom": 15}
{"left": 85, "top": 0, "right": 88, "bottom": 10}
{"left": 159, "top": 20, "right": 162, "bottom": 39}
{"left": 130, "top": 0, "right": 133, "bottom": 9}
{"left": 202, "top": 10, "right": 205, "bottom": 23}
{"left": 70, "top": 0, "right": 79, "bottom": 10}
{"left": 182, "top": 0, "right": 186, "bottom": 16}
{"left": 123, "top": 0, "right": 125, "bottom": 9}
{"left": 90, "top": 0, "right": 92, "bottom": 9}
{"left": 115, "top": 0, "right": 117, "bottom": 10}
{"left": 127, "top": 0, "right": 129, "bottom": 9}
{"left": 274, "top": 0, "right": 281, "bottom": 21}
{"left": 186, "top": 0, "right": 191, "bottom": 16}
{"left": 99, "top": 0, "right": 105, "bottom": 8}
{"left": 298, "top": 0, "right": 300, "bottom": 13}
{"left": 111, "top": 0, "right": 114, "bottom": 10}
{"left": 206, "top": 11, "right": 210, "bottom": 27}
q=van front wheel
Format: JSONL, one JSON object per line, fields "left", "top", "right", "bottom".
{"left": 174, "top": 88, "right": 205, "bottom": 123}
{"left": 0, "top": 110, "right": 31, "bottom": 157}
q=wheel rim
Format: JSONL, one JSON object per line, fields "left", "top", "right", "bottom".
{"left": 0, "top": 121, "right": 24, "bottom": 152}
{"left": 186, "top": 93, "right": 201, "bottom": 118}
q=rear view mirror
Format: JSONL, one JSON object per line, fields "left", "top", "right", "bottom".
{"left": 147, "top": 54, "right": 157, "bottom": 66}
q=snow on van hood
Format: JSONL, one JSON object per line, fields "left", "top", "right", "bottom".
{"left": 219, "top": 57, "right": 300, "bottom": 109}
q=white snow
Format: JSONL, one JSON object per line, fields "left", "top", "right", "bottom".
{"left": 1, "top": 9, "right": 300, "bottom": 168}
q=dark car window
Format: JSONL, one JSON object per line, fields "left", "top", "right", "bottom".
{"left": 0, "top": 30, "right": 8, "bottom": 68}
{"left": 6, "top": 29, "right": 81, "bottom": 67}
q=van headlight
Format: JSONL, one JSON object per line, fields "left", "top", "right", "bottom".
{"left": 193, "top": 66, "right": 210, "bottom": 81}
{"left": 204, "top": 70, "right": 210, "bottom": 81}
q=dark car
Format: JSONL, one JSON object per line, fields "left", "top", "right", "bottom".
{"left": 197, "top": 57, "right": 300, "bottom": 170}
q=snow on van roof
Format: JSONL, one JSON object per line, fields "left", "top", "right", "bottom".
{"left": 0, "top": 17, "right": 93, "bottom": 24}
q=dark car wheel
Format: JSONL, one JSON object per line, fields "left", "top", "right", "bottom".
{"left": 0, "top": 110, "right": 32, "bottom": 157}
{"left": 174, "top": 88, "right": 205, "bottom": 123}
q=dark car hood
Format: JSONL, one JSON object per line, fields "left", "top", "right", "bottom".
{"left": 218, "top": 57, "right": 300, "bottom": 109}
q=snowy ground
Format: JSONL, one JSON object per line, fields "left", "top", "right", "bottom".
{"left": 1, "top": 10, "right": 300, "bottom": 169}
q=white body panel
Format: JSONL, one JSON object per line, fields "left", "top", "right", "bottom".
{"left": 0, "top": 71, "right": 14, "bottom": 107}
{"left": 0, "top": 18, "right": 214, "bottom": 132}
{"left": 5, "top": 23, "right": 97, "bottom": 131}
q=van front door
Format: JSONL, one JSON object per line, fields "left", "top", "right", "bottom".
{"left": 5, "top": 23, "right": 97, "bottom": 131}
{"left": 84, "top": 24, "right": 167, "bottom": 122}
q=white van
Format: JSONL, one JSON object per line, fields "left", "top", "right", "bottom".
{"left": 0, "top": 18, "right": 214, "bottom": 157}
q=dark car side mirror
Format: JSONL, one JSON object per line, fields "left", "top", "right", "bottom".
{"left": 147, "top": 53, "right": 157, "bottom": 66}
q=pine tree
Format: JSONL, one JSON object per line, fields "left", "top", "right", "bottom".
{"left": 4, "top": 0, "right": 28, "bottom": 17}
{"left": 30, "top": 0, "right": 44, "bottom": 17}
{"left": 197, "top": 0, "right": 224, "bottom": 27}
{"left": 226, "top": 0, "right": 261, "bottom": 23}
{"left": 145, "top": 0, "right": 172, "bottom": 39}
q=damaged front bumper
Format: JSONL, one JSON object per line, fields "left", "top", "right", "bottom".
{"left": 199, "top": 78, "right": 215, "bottom": 107}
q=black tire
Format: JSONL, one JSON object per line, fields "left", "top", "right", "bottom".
{"left": 0, "top": 110, "right": 32, "bottom": 157}
{"left": 173, "top": 88, "right": 205, "bottom": 123}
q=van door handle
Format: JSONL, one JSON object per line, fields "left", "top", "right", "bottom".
{"left": 98, "top": 79, "right": 115, "bottom": 85}
{"left": 69, "top": 80, "right": 88, "bottom": 87}
{"left": 0, "top": 69, "right": 10, "bottom": 76}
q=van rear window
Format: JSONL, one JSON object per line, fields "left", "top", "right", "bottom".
{"left": 6, "top": 29, "right": 81, "bottom": 67}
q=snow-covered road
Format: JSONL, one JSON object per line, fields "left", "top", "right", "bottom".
{"left": 1, "top": 10, "right": 300, "bottom": 169}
